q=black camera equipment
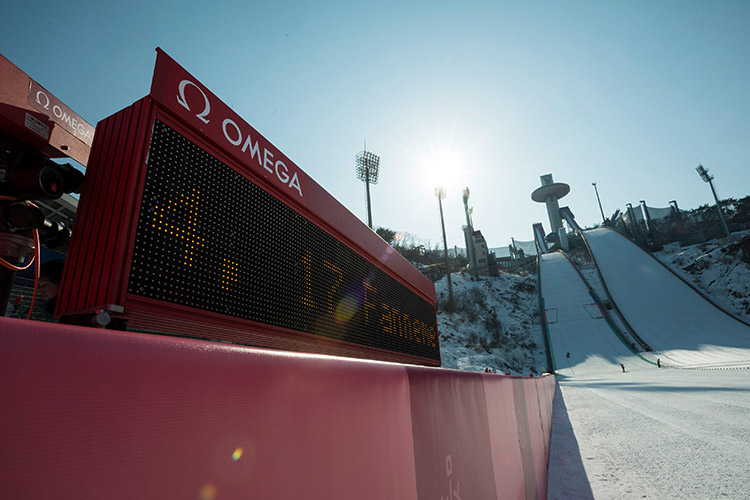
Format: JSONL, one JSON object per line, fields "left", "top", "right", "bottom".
{"left": 0, "top": 135, "right": 84, "bottom": 315}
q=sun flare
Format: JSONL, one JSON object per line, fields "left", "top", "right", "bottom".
{"left": 417, "top": 145, "right": 470, "bottom": 195}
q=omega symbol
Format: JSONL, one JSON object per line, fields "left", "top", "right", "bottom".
{"left": 176, "top": 79, "right": 211, "bottom": 124}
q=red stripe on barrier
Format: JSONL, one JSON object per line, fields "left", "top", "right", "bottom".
{"left": 484, "top": 376, "right": 528, "bottom": 498}
{"left": 407, "top": 367, "right": 497, "bottom": 498}
{"left": 0, "top": 318, "right": 555, "bottom": 499}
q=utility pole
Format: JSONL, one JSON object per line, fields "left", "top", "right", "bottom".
{"left": 462, "top": 187, "right": 479, "bottom": 279}
{"left": 592, "top": 182, "right": 606, "bottom": 222}
{"left": 435, "top": 187, "right": 454, "bottom": 310}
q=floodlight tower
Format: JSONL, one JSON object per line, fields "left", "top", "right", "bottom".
{"left": 355, "top": 149, "right": 380, "bottom": 229}
{"left": 695, "top": 164, "right": 730, "bottom": 237}
{"left": 531, "top": 174, "right": 570, "bottom": 234}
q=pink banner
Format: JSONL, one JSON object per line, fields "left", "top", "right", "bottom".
{"left": 0, "top": 318, "right": 554, "bottom": 499}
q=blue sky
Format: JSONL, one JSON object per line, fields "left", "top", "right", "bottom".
{"left": 3, "top": 1, "right": 749, "bottom": 249}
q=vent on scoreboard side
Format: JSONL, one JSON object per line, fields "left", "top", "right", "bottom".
{"left": 58, "top": 98, "right": 155, "bottom": 316}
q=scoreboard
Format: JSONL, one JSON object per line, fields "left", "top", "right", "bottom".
{"left": 57, "top": 49, "right": 440, "bottom": 366}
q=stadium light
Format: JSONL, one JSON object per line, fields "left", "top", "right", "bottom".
{"left": 355, "top": 149, "right": 380, "bottom": 229}
{"left": 695, "top": 164, "right": 730, "bottom": 237}
{"left": 695, "top": 164, "right": 712, "bottom": 183}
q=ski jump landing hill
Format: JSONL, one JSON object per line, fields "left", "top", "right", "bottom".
{"left": 541, "top": 225, "right": 750, "bottom": 499}
{"left": 583, "top": 227, "right": 750, "bottom": 369}
{"left": 542, "top": 225, "right": 750, "bottom": 372}
{"left": 539, "top": 251, "right": 646, "bottom": 376}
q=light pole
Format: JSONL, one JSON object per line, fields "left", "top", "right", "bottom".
{"left": 435, "top": 187, "right": 454, "bottom": 310}
{"left": 355, "top": 149, "right": 380, "bottom": 229}
{"left": 462, "top": 187, "right": 479, "bottom": 279}
{"left": 592, "top": 182, "right": 606, "bottom": 222}
{"left": 695, "top": 164, "right": 730, "bottom": 237}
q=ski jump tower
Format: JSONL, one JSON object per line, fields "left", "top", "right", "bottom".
{"left": 531, "top": 174, "right": 570, "bottom": 250}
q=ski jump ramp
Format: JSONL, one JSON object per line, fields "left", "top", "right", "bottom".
{"left": 541, "top": 216, "right": 750, "bottom": 498}
{"left": 583, "top": 227, "right": 750, "bottom": 369}
{"left": 541, "top": 249, "right": 750, "bottom": 499}
{"left": 539, "top": 252, "right": 649, "bottom": 376}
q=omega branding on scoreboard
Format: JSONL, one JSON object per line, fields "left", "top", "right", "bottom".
{"left": 174, "top": 78, "right": 304, "bottom": 198}
{"left": 58, "top": 49, "right": 440, "bottom": 366}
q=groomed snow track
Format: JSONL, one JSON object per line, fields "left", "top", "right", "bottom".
{"left": 581, "top": 227, "right": 750, "bottom": 369}
{"left": 542, "top": 229, "right": 750, "bottom": 499}
{"left": 540, "top": 251, "right": 651, "bottom": 377}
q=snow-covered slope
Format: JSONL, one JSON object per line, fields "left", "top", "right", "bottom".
{"left": 548, "top": 361, "right": 750, "bottom": 499}
{"left": 430, "top": 233, "right": 750, "bottom": 497}
{"left": 584, "top": 227, "right": 750, "bottom": 368}
{"left": 433, "top": 270, "right": 547, "bottom": 375}
{"left": 652, "top": 231, "right": 750, "bottom": 322}
{"left": 539, "top": 252, "right": 649, "bottom": 376}
{"left": 539, "top": 241, "right": 750, "bottom": 500}
{"left": 433, "top": 230, "right": 750, "bottom": 374}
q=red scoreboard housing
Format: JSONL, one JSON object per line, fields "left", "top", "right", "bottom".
{"left": 57, "top": 49, "right": 440, "bottom": 366}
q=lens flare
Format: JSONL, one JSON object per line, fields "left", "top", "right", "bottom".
{"left": 335, "top": 294, "right": 360, "bottom": 323}
{"left": 200, "top": 483, "right": 217, "bottom": 500}
{"left": 232, "top": 447, "right": 244, "bottom": 461}
{"left": 380, "top": 244, "right": 395, "bottom": 263}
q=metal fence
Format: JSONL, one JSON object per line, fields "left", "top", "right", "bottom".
{"left": 610, "top": 197, "right": 750, "bottom": 247}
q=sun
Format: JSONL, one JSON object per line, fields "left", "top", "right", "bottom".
{"left": 417, "top": 144, "right": 470, "bottom": 194}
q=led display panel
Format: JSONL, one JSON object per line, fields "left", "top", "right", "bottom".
{"left": 127, "top": 119, "right": 439, "bottom": 361}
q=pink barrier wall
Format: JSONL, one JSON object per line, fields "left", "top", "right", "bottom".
{"left": 0, "top": 318, "right": 555, "bottom": 499}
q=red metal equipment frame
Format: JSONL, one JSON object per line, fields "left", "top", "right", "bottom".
{"left": 0, "top": 53, "right": 93, "bottom": 166}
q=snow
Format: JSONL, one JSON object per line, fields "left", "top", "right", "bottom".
{"left": 435, "top": 231, "right": 750, "bottom": 499}
{"left": 652, "top": 230, "right": 750, "bottom": 322}
{"left": 435, "top": 229, "right": 750, "bottom": 372}
{"left": 584, "top": 227, "right": 750, "bottom": 368}
{"left": 539, "top": 235, "right": 750, "bottom": 499}
{"left": 434, "top": 269, "right": 548, "bottom": 375}
{"left": 549, "top": 368, "right": 750, "bottom": 499}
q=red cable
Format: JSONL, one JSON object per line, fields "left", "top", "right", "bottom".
{"left": 0, "top": 197, "right": 42, "bottom": 317}
{"left": 26, "top": 228, "right": 40, "bottom": 320}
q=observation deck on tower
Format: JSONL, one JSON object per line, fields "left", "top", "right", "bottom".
{"left": 531, "top": 174, "right": 570, "bottom": 234}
